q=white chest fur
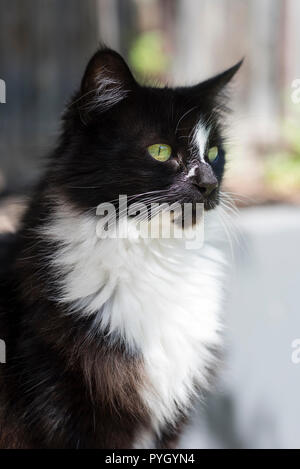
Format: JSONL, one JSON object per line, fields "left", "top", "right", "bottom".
{"left": 42, "top": 204, "right": 225, "bottom": 435}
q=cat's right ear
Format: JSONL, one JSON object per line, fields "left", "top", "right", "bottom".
{"left": 78, "top": 47, "right": 137, "bottom": 118}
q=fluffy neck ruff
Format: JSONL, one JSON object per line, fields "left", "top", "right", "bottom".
{"left": 33, "top": 199, "right": 225, "bottom": 432}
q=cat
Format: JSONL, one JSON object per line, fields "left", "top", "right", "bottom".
{"left": 0, "top": 47, "right": 242, "bottom": 449}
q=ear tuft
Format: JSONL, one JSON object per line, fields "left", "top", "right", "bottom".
{"left": 79, "top": 47, "right": 137, "bottom": 115}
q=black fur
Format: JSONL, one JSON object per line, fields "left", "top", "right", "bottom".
{"left": 0, "top": 47, "right": 241, "bottom": 448}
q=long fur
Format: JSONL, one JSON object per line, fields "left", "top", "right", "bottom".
{"left": 0, "top": 47, "right": 241, "bottom": 448}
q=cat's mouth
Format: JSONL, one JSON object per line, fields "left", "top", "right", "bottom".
{"left": 203, "top": 193, "right": 219, "bottom": 211}
{"left": 192, "top": 185, "right": 219, "bottom": 210}
{"left": 124, "top": 188, "right": 219, "bottom": 232}
{"left": 187, "top": 188, "right": 219, "bottom": 213}
{"left": 175, "top": 191, "right": 219, "bottom": 227}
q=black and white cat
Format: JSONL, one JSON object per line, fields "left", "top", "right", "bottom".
{"left": 0, "top": 48, "right": 241, "bottom": 448}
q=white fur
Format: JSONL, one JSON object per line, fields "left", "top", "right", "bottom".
{"left": 193, "top": 121, "right": 210, "bottom": 162}
{"left": 40, "top": 202, "right": 225, "bottom": 439}
{"left": 83, "top": 74, "right": 128, "bottom": 114}
{"left": 186, "top": 165, "right": 197, "bottom": 178}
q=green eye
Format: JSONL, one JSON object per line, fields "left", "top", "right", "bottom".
{"left": 207, "top": 146, "right": 219, "bottom": 163}
{"left": 147, "top": 144, "right": 172, "bottom": 162}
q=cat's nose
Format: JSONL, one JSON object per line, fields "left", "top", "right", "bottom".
{"left": 190, "top": 165, "right": 218, "bottom": 197}
{"left": 194, "top": 180, "right": 218, "bottom": 197}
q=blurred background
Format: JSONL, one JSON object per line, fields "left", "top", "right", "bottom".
{"left": 0, "top": 0, "right": 300, "bottom": 449}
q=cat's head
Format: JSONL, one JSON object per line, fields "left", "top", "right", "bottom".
{"left": 56, "top": 47, "right": 242, "bottom": 220}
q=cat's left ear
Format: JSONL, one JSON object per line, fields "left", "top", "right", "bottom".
{"left": 78, "top": 47, "right": 137, "bottom": 117}
{"left": 183, "top": 59, "right": 243, "bottom": 102}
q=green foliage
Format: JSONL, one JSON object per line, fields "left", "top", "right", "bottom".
{"left": 129, "top": 31, "right": 169, "bottom": 80}
{"left": 264, "top": 118, "right": 300, "bottom": 193}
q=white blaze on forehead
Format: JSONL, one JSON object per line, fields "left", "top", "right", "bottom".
{"left": 193, "top": 122, "right": 210, "bottom": 162}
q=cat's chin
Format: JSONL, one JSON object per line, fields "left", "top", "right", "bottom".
{"left": 204, "top": 200, "right": 218, "bottom": 211}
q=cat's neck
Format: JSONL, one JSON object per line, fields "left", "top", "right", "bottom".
{"left": 15, "top": 193, "right": 224, "bottom": 348}
{"left": 9, "top": 193, "right": 225, "bottom": 437}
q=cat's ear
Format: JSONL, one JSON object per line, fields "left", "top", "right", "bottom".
{"left": 184, "top": 59, "right": 243, "bottom": 102}
{"left": 79, "top": 47, "right": 137, "bottom": 116}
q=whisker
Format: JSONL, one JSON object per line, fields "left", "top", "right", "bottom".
{"left": 175, "top": 106, "right": 198, "bottom": 136}
{"left": 215, "top": 206, "right": 235, "bottom": 262}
